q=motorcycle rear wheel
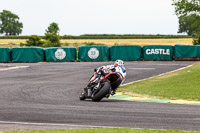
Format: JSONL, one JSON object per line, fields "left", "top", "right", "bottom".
{"left": 92, "top": 82, "right": 111, "bottom": 102}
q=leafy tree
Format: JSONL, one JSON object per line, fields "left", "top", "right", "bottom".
{"left": 178, "top": 14, "right": 200, "bottom": 35}
{"left": 0, "top": 10, "right": 23, "bottom": 35}
{"left": 172, "top": 0, "right": 200, "bottom": 16}
{"left": 45, "top": 22, "right": 59, "bottom": 34}
{"left": 173, "top": 0, "right": 200, "bottom": 44}
{"left": 44, "top": 22, "right": 61, "bottom": 47}
{"left": 25, "top": 35, "right": 44, "bottom": 46}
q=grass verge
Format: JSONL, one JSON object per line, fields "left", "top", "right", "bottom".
{"left": 3, "top": 128, "right": 200, "bottom": 133}
{"left": 119, "top": 62, "right": 200, "bottom": 101}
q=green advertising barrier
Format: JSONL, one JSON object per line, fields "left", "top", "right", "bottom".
{"left": 143, "top": 45, "right": 174, "bottom": 61}
{"left": 110, "top": 45, "right": 141, "bottom": 61}
{"left": 78, "top": 46, "right": 110, "bottom": 61}
{"left": 175, "top": 44, "right": 200, "bottom": 59}
{"left": 45, "top": 47, "right": 76, "bottom": 62}
{"left": 12, "top": 47, "right": 44, "bottom": 62}
{"left": 197, "top": 45, "right": 200, "bottom": 57}
{"left": 0, "top": 47, "right": 11, "bottom": 62}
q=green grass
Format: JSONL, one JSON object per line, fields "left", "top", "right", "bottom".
{"left": 3, "top": 128, "right": 200, "bottom": 133}
{"left": 119, "top": 62, "right": 200, "bottom": 101}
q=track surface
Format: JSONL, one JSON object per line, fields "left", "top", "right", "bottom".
{"left": 0, "top": 61, "right": 200, "bottom": 131}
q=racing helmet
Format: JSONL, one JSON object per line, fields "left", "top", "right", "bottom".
{"left": 114, "top": 59, "right": 124, "bottom": 66}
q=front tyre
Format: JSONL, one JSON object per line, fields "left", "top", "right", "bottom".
{"left": 92, "top": 82, "right": 111, "bottom": 102}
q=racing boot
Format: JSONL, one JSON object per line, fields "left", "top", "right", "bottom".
{"left": 79, "top": 88, "right": 87, "bottom": 100}
{"left": 111, "top": 88, "right": 117, "bottom": 96}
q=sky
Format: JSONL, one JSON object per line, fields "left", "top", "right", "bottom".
{"left": 0, "top": 0, "right": 181, "bottom": 36}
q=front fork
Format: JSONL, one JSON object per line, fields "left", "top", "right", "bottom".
{"left": 87, "top": 88, "right": 92, "bottom": 97}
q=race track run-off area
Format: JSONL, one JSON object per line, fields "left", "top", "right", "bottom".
{"left": 0, "top": 61, "right": 199, "bottom": 131}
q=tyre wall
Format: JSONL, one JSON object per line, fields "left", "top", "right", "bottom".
{"left": 12, "top": 47, "right": 44, "bottom": 62}
{"left": 45, "top": 47, "right": 76, "bottom": 62}
{"left": 143, "top": 45, "right": 174, "bottom": 61}
{"left": 110, "top": 45, "right": 141, "bottom": 61}
{"left": 78, "top": 46, "right": 110, "bottom": 61}
{"left": 0, "top": 47, "right": 11, "bottom": 62}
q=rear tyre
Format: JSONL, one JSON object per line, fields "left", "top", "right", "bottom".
{"left": 92, "top": 82, "right": 111, "bottom": 102}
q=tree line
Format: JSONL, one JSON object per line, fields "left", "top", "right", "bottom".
{"left": 0, "top": 34, "right": 191, "bottom": 39}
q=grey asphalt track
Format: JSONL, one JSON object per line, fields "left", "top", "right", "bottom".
{"left": 0, "top": 61, "right": 200, "bottom": 131}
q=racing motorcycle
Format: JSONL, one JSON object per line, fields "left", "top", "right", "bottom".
{"left": 79, "top": 67, "right": 120, "bottom": 102}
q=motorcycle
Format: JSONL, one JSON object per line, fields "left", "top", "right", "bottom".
{"left": 79, "top": 67, "right": 120, "bottom": 102}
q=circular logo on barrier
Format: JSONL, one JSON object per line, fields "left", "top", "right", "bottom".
{"left": 88, "top": 48, "right": 99, "bottom": 59}
{"left": 55, "top": 48, "right": 66, "bottom": 60}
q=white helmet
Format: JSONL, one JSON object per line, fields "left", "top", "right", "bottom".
{"left": 114, "top": 59, "right": 124, "bottom": 66}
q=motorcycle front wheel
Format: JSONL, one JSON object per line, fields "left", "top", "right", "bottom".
{"left": 91, "top": 82, "right": 111, "bottom": 102}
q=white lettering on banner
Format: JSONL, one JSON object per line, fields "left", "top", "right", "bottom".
{"left": 55, "top": 48, "right": 66, "bottom": 60}
{"left": 146, "top": 49, "right": 170, "bottom": 55}
{"left": 146, "top": 49, "right": 151, "bottom": 55}
{"left": 88, "top": 48, "right": 99, "bottom": 59}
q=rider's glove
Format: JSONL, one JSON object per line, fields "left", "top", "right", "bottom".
{"left": 111, "top": 68, "right": 116, "bottom": 72}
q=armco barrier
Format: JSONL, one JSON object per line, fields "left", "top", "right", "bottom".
{"left": 78, "top": 46, "right": 110, "bottom": 61}
{"left": 12, "top": 47, "right": 44, "bottom": 62}
{"left": 175, "top": 44, "right": 200, "bottom": 59}
{"left": 0, "top": 47, "right": 11, "bottom": 62}
{"left": 45, "top": 47, "right": 76, "bottom": 62}
{"left": 143, "top": 45, "right": 174, "bottom": 61}
{"left": 110, "top": 45, "right": 141, "bottom": 61}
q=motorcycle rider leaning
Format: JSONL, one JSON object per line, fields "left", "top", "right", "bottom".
{"left": 95, "top": 59, "right": 126, "bottom": 95}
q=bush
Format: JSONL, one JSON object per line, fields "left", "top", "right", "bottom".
{"left": 43, "top": 40, "right": 53, "bottom": 47}
{"left": 43, "top": 33, "right": 61, "bottom": 47}
{"left": 25, "top": 35, "right": 44, "bottom": 47}
{"left": 20, "top": 42, "right": 26, "bottom": 47}
{"left": 193, "top": 38, "right": 200, "bottom": 45}
{"left": 193, "top": 33, "right": 200, "bottom": 45}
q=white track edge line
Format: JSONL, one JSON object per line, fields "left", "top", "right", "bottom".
{"left": 0, "top": 121, "right": 170, "bottom": 131}
{"left": 0, "top": 66, "right": 29, "bottom": 71}
{"left": 0, "top": 121, "right": 116, "bottom": 128}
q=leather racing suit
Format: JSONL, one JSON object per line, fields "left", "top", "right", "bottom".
{"left": 98, "top": 64, "right": 126, "bottom": 94}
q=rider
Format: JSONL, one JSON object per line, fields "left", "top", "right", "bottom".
{"left": 97, "top": 59, "right": 126, "bottom": 95}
